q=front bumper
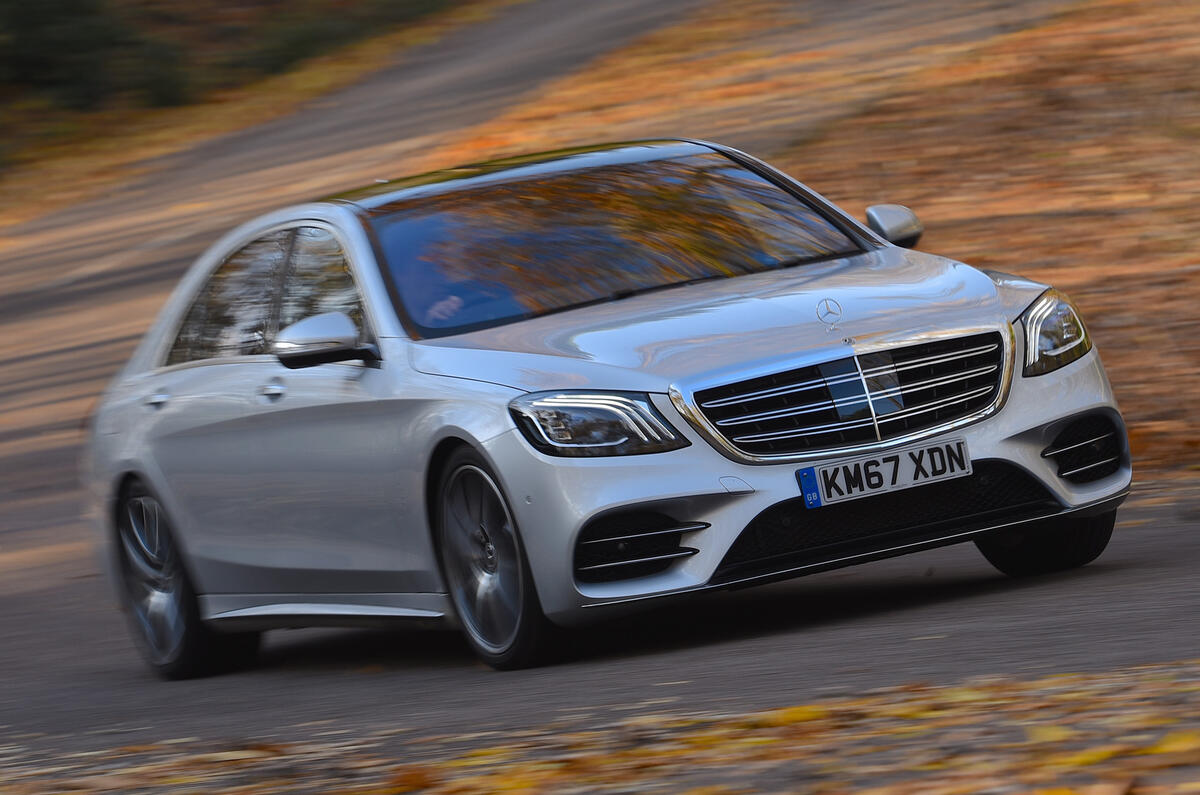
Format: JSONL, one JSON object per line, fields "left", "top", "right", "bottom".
{"left": 483, "top": 346, "right": 1131, "bottom": 625}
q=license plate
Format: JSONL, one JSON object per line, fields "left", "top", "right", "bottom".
{"left": 796, "top": 439, "right": 971, "bottom": 509}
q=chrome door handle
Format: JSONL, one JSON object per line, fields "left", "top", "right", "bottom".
{"left": 144, "top": 392, "right": 170, "bottom": 408}
{"left": 257, "top": 383, "right": 286, "bottom": 399}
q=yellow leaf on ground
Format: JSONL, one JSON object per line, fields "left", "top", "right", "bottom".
{"left": 190, "top": 750, "right": 275, "bottom": 763}
{"left": 1143, "top": 731, "right": 1200, "bottom": 754}
{"left": 1047, "top": 746, "right": 1124, "bottom": 767}
{"left": 1027, "top": 725, "right": 1079, "bottom": 743}
{"left": 385, "top": 764, "right": 440, "bottom": 792}
{"left": 755, "top": 705, "right": 830, "bottom": 726}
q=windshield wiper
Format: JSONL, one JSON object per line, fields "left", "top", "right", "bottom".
{"left": 769, "top": 249, "right": 862, "bottom": 270}
{"left": 606, "top": 272, "right": 737, "bottom": 302}
{"left": 526, "top": 272, "right": 743, "bottom": 322}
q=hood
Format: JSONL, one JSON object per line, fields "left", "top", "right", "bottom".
{"left": 409, "top": 246, "right": 1047, "bottom": 393}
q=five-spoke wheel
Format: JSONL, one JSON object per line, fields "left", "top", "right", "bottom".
{"left": 437, "top": 449, "right": 549, "bottom": 669}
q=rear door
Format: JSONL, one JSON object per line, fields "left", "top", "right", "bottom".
{"left": 140, "top": 229, "right": 291, "bottom": 592}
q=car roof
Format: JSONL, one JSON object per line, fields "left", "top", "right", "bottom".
{"left": 328, "top": 139, "right": 718, "bottom": 215}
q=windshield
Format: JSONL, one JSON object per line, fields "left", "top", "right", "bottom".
{"left": 370, "top": 152, "right": 862, "bottom": 337}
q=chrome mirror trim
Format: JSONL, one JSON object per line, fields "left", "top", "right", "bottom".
{"left": 274, "top": 311, "right": 373, "bottom": 369}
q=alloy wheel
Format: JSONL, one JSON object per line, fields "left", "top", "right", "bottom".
{"left": 118, "top": 494, "right": 187, "bottom": 665}
{"left": 441, "top": 465, "right": 525, "bottom": 655}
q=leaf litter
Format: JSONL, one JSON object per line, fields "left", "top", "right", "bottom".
{"left": 3, "top": 661, "right": 1200, "bottom": 793}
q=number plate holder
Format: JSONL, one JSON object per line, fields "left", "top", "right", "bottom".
{"left": 796, "top": 438, "right": 971, "bottom": 509}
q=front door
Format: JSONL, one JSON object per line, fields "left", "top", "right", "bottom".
{"left": 225, "top": 225, "right": 425, "bottom": 595}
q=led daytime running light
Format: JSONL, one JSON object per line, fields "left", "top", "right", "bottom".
{"left": 509, "top": 391, "right": 689, "bottom": 457}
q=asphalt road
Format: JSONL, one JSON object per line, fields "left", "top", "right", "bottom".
{"left": 1, "top": 0, "right": 1196, "bottom": 759}
{"left": 4, "top": 492, "right": 1199, "bottom": 754}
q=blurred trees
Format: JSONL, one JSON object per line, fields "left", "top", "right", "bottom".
{"left": 1, "top": 0, "right": 131, "bottom": 110}
{"left": 1, "top": 0, "right": 188, "bottom": 109}
{"left": 0, "top": 0, "right": 446, "bottom": 112}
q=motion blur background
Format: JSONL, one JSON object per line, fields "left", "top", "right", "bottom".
{"left": 4, "top": 0, "right": 1197, "bottom": 484}
{"left": 1, "top": 0, "right": 1199, "bottom": 790}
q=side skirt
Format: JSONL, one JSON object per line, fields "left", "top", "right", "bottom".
{"left": 199, "top": 592, "right": 453, "bottom": 631}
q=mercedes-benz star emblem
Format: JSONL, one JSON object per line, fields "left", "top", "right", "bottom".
{"left": 816, "top": 297, "right": 843, "bottom": 325}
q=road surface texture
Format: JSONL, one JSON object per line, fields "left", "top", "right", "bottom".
{"left": 1, "top": 0, "right": 1195, "bottom": 773}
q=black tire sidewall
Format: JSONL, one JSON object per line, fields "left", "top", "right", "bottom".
{"left": 976, "top": 510, "right": 1116, "bottom": 577}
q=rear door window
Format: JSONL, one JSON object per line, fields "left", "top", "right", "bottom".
{"left": 166, "top": 230, "right": 291, "bottom": 366}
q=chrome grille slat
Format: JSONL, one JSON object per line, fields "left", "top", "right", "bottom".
{"left": 731, "top": 417, "right": 876, "bottom": 444}
{"left": 580, "top": 523, "right": 709, "bottom": 545}
{"left": 874, "top": 385, "right": 995, "bottom": 424}
{"left": 576, "top": 548, "right": 698, "bottom": 572}
{"left": 714, "top": 391, "right": 871, "bottom": 427}
{"left": 868, "top": 365, "right": 998, "bottom": 404}
{"left": 1058, "top": 456, "right": 1121, "bottom": 479}
{"left": 693, "top": 331, "right": 1006, "bottom": 457}
{"left": 698, "top": 370, "right": 863, "bottom": 409}
{"left": 859, "top": 343, "right": 999, "bottom": 378}
{"left": 1041, "top": 432, "right": 1116, "bottom": 459}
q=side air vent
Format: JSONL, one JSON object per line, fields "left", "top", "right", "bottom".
{"left": 574, "top": 511, "right": 705, "bottom": 584}
{"left": 1042, "top": 414, "right": 1124, "bottom": 484}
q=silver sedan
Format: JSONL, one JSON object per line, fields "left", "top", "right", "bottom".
{"left": 83, "top": 140, "right": 1130, "bottom": 674}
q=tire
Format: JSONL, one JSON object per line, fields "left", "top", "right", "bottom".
{"left": 435, "top": 448, "right": 551, "bottom": 669}
{"left": 115, "top": 481, "right": 261, "bottom": 679}
{"left": 975, "top": 510, "right": 1115, "bottom": 578}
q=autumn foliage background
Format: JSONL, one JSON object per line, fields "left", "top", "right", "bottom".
{"left": 3, "top": 0, "right": 1197, "bottom": 481}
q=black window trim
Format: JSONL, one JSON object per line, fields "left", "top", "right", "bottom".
{"left": 157, "top": 226, "right": 296, "bottom": 370}
{"left": 156, "top": 219, "right": 379, "bottom": 371}
{"left": 274, "top": 221, "right": 380, "bottom": 351}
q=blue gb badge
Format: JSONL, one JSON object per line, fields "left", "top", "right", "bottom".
{"left": 796, "top": 467, "right": 823, "bottom": 510}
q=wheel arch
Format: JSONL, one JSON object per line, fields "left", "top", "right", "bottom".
{"left": 421, "top": 433, "right": 541, "bottom": 607}
{"left": 424, "top": 436, "right": 477, "bottom": 564}
{"left": 106, "top": 467, "right": 207, "bottom": 595}
{"left": 107, "top": 469, "right": 151, "bottom": 543}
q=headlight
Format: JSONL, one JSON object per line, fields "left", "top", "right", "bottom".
{"left": 509, "top": 391, "right": 690, "bottom": 456}
{"left": 1020, "top": 289, "right": 1092, "bottom": 377}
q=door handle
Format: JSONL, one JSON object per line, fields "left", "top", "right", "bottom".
{"left": 257, "top": 382, "right": 287, "bottom": 399}
{"left": 144, "top": 392, "right": 170, "bottom": 408}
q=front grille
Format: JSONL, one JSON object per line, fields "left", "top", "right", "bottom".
{"left": 1043, "top": 414, "right": 1124, "bottom": 484}
{"left": 711, "top": 460, "right": 1058, "bottom": 584}
{"left": 694, "top": 332, "right": 1005, "bottom": 458}
{"left": 574, "top": 511, "right": 704, "bottom": 584}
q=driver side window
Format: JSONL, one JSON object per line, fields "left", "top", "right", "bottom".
{"left": 277, "top": 226, "right": 368, "bottom": 340}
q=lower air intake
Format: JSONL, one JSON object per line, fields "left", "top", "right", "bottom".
{"left": 574, "top": 512, "right": 705, "bottom": 584}
{"left": 711, "top": 460, "right": 1058, "bottom": 585}
{"left": 1042, "top": 414, "right": 1124, "bottom": 484}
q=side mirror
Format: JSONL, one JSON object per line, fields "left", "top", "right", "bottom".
{"left": 866, "top": 204, "right": 924, "bottom": 248}
{"left": 273, "top": 312, "right": 378, "bottom": 369}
